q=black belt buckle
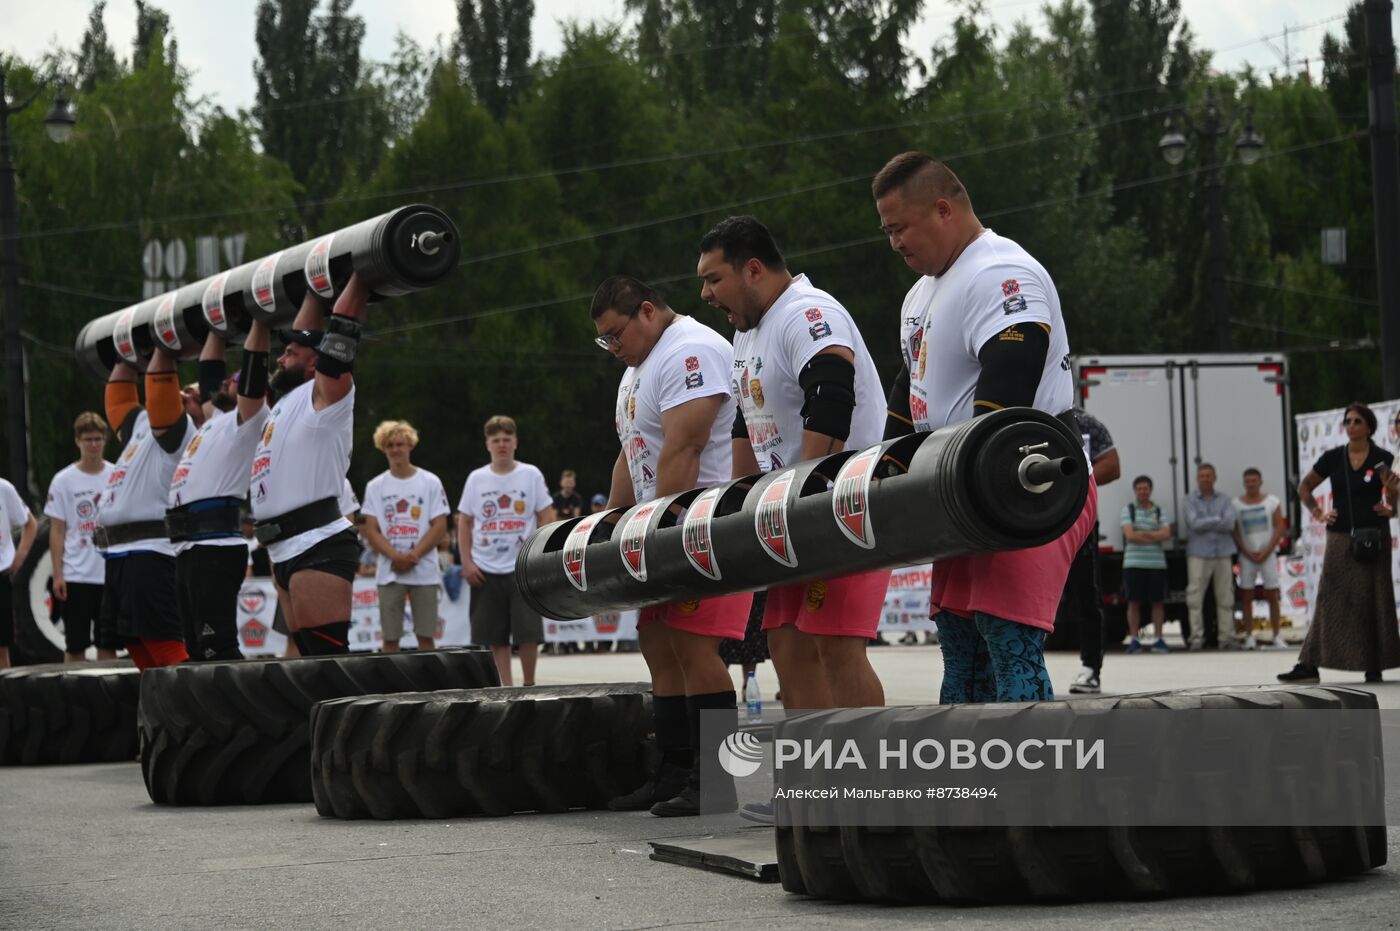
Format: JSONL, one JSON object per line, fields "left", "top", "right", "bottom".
{"left": 253, "top": 522, "right": 281, "bottom": 545}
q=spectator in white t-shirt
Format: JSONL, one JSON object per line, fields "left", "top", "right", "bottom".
{"left": 0, "top": 476, "right": 37, "bottom": 670}
{"left": 361, "top": 420, "right": 451, "bottom": 652}
{"left": 457, "top": 416, "right": 556, "bottom": 685}
{"left": 1232, "top": 467, "right": 1287, "bottom": 650}
{"left": 44, "top": 411, "right": 116, "bottom": 662}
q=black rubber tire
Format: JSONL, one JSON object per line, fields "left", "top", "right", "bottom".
{"left": 309, "top": 682, "right": 653, "bottom": 819}
{"left": 138, "top": 648, "right": 499, "bottom": 805}
{"left": 0, "top": 661, "right": 141, "bottom": 764}
{"left": 776, "top": 685, "right": 1388, "bottom": 903}
{"left": 10, "top": 517, "right": 64, "bottom": 665}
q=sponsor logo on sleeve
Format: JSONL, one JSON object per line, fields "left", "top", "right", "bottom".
{"left": 252, "top": 251, "right": 282, "bottom": 313}
{"left": 619, "top": 500, "right": 663, "bottom": 582}
{"left": 685, "top": 371, "right": 705, "bottom": 389}
{"left": 563, "top": 512, "right": 607, "bottom": 592}
{"left": 1002, "top": 294, "right": 1028, "bottom": 314}
{"left": 833, "top": 444, "right": 882, "bottom": 549}
{"left": 804, "top": 308, "right": 823, "bottom": 322}
{"left": 305, "top": 234, "right": 336, "bottom": 299}
{"left": 683, "top": 486, "right": 724, "bottom": 581}
{"left": 202, "top": 273, "right": 229, "bottom": 332}
{"left": 154, "top": 294, "right": 180, "bottom": 350}
{"left": 755, "top": 471, "right": 798, "bottom": 568}
{"left": 1001, "top": 279, "right": 1020, "bottom": 297}
{"left": 808, "top": 321, "right": 832, "bottom": 341}
{"left": 685, "top": 356, "right": 700, "bottom": 371}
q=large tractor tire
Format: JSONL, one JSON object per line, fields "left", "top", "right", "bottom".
{"left": 138, "top": 649, "right": 498, "bottom": 805}
{"left": 10, "top": 518, "right": 64, "bottom": 665}
{"left": 309, "top": 683, "right": 653, "bottom": 819}
{"left": 775, "top": 685, "right": 1387, "bottom": 903}
{"left": 0, "top": 661, "right": 140, "bottom": 764}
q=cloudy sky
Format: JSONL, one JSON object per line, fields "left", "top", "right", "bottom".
{"left": 3, "top": 0, "right": 1387, "bottom": 113}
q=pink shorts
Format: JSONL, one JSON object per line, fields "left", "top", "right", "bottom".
{"left": 638, "top": 592, "right": 753, "bottom": 640}
{"left": 762, "top": 568, "right": 893, "bottom": 639}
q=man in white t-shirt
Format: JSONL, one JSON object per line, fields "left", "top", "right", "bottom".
{"left": 698, "top": 215, "right": 890, "bottom": 715}
{"left": 96, "top": 343, "right": 196, "bottom": 669}
{"left": 250, "top": 275, "right": 371, "bottom": 656}
{"left": 457, "top": 415, "right": 555, "bottom": 685}
{"left": 872, "top": 151, "right": 1096, "bottom": 703}
{"left": 44, "top": 411, "right": 116, "bottom": 663}
{"left": 0, "top": 476, "right": 37, "bottom": 669}
{"left": 1232, "top": 467, "right": 1287, "bottom": 650}
{"left": 166, "top": 322, "right": 273, "bottom": 661}
{"left": 589, "top": 276, "right": 749, "bottom": 817}
{"left": 361, "top": 420, "right": 450, "bottom": 653}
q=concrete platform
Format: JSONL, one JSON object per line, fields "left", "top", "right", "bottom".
{"left": 2, "top": 645, "right": 1396, "bottom": 930}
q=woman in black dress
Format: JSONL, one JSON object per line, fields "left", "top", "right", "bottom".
{"left": 1280, "top": 403, "right": 1400, "bottom": 683}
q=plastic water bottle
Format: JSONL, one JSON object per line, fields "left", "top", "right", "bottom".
{"left": 745, "top": 671, "right": 763, "bottom": 724}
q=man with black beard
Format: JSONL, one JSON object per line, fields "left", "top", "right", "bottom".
{"left": 166, "top": 321, "right": 273, "bottom": 661}
{"left": 249, "top": 276, "right": 368, "bottom": 655}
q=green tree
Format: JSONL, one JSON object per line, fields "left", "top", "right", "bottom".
{"left": 76, "top": 1, "right": 121, "bottom": 92}
{"left": 455, "top": 0, "right": 535, "bottom": 119}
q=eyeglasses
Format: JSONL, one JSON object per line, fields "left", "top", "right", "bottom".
{"left": 594, "top": 314, "right": 636, "bottom": 350}
{"left": 1343, "top": 417, "right": 1366, "bottom": 426}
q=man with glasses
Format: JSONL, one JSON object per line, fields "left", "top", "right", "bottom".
{"left": 45, "top": 412, "right": 116, "bottom": 663}
{"left": 591, "top": 275, "right": 749, "bottom": 817}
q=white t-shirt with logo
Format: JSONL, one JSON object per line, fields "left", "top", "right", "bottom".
{"left": 363, "top": 468, "right": 451, "bottom": 586}
{"left": 616, "top": 316, "right": 735, "bottom": 504}
{"left": 899, "top": 230, "right": 1072, "bottom": 430}
{"left": 458, "top": 463, "right": 552, "bottom": 575}
{"left": 44, "top": 462, "right": 114, "bottom": 582}
{"left": 169, "top": 407, "right": 270, "bottom": 554}
{"left": 97, "top": 409, "right": 191, "bottom": 557}
{"left": 0, "top": 478, "right": 32, "bottom": 574}
{"left": 339, "top": 478, "right": 359, "bottom": 516}
{"left": 249, "top": 380, "right": 355, "bottom": 564}
{"left": 731, "top": 274, "right": 884, "bottom": 472}
{"left": 1234, "top": 493, "right": 1281, "bottom": 553}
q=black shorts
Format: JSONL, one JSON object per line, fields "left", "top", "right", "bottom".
{"left": 469, "top": 571, "right": 543, "bottom": 646}
{"left": 99, "top": 552, "right": 183, "bottom": 642}
{"left": 272, "top": 530, "right": 360, "bottom": 593}
{"left": 61, "top": 581, "right": 114, "bottom": 653}
{"left": 0, "top": 572, "right": 12, "bottom": 647}
{"left": 1123, "top": 567, "right": 1168, "bottom": 605}
{"left": 177, "top": 544, "right": 249, "bottom": 661}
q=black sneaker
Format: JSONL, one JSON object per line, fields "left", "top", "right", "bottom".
{"left": 650, "top": 784, "right": 702, "bottom": 817}
{"left": 1277, "top": 664, "right": 1320, "bottom": 684}
{"left": 607, "top": 763, "right": 688, "bottom": 811}
{"left": 1365, "top": 671, "right": 1383, "bottom": 683}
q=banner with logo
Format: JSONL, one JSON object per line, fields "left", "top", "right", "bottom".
{"left": 879, "top": 564, "right": 937, "bottom": 633}
{"left": 236, "top": 576, "right": 642, "bottom": 655}
{"left": 1294, "top": 399, "right": 1400, "bottom": 627}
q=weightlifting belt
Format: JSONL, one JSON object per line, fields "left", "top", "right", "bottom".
{"left": 165, "top": 497, "right": 243, "bottom": 543}
{"left": 253, "top": 496, "right": 342, "bottom": 546}
{"left": 93, "top": 520, "right": 169, "bottom": 550}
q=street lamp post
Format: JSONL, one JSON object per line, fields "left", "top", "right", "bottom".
{"left": 1158, "top": 88, "right": 1265, "bottom": 352}
{"left": 0, "top": 66, "right": 75, "bottom": 503}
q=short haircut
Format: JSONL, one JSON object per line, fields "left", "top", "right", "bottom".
{"left": 698, "top": 215, "right": 786, "bottom": 271}
{"left": 1132, "top": 475, "right": 1153, "bottom": 489}
{"left": 373, "top": 420, "right": 419, "bottom": 450}
{"left": 484, "top": 415, "right": 517, "bottom": 438}
{"left": 73, "top": 411, "right": 108, "bottom": 438}
{"left": 1243, "top": 467, "right": 1262, "bottom": 479}
{"left": 1344, "top": 402, "right": 1378, "bottom": 436}
{"left": 560, "top": 469, "right": 576, "bottom": 480}
{"left": 1198, "top": 463, "right": 1216, "bottom": 476}
{"left": 871, "top": 151, "right": 967, "bottom": 204}
{"left": 590, "top": 276, "right": 667, "bottom": 321}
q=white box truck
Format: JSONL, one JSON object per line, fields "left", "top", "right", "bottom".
{"left": 1073, "top": 353, "right": 1295, "bottom": 644}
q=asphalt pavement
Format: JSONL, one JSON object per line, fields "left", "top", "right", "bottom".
{"left": 2, "top": 642, "right": 1397, "bottom": 930}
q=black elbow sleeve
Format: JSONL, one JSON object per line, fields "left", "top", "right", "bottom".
{"left": 798, "top": 354, "right": 857, "bottom": 441}
{"left": 973, "top": 323, "right": 1050, "bottom": 415}
{"left": 732, "top": 406, "right": 748, "bottom": 440}
{"left": 883, "top": 362, "right": 914, "bottom": 440}
{"left": 197, "top": 360, "right": 226, "bottom": 404}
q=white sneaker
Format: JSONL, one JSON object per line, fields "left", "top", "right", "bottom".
{"left": 1070, "top": 667, "right": 1101, "bottom": 694}
{"left": 1272, "top": 636, "right": 1292, "bottom": 649}
{"left": 1244, "top": 635, "right": 1258, "bottom": 651}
